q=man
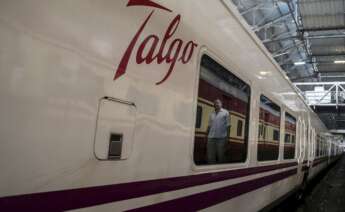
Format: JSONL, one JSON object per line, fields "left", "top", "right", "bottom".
{"left": 206, "top": 99, "right": 231, "bottom": 164}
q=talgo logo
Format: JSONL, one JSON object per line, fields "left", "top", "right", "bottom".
{"left": 114, "top": 0, "right": 198, "bottom": 85}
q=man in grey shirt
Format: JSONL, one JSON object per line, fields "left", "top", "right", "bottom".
{"left": 206, "top": 99, "right": 231, "bottom": 164}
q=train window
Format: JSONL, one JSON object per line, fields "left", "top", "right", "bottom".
{"left": 320, "top": 137, "right": 323, "bottom": 156}
{"left": 273, "top": 130, "right": 280, "bottom": 141}
{"left": 237, "top": 120, "right": 243, "bottom": 137}
{"left": 258, "top": 124, "right": 262, "bottom": 137}
{"left": 193, "top": 55, "right": 251, "bottom": 165}
{"left": 284, "top": 112, "right": 296, "bottom": 159}
{"left": 195, "top": 105, "right": 203, "bottom": 128}
{"left": 316, "top": 135, "right": 320, "bottom": 157}
{"left": 257, "top": 95, "right": 280, "bottom": 161}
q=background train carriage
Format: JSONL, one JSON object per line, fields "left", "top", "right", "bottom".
{"left": 284, "top": 113, "right": 297, "bottom": 159}
{"left": 257, "top": 96, "right": 281, "bottom": 161}
{"left": 194, "top": 55, "right": 250, "bottom": 165}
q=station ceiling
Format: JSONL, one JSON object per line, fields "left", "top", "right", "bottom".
{"left": 231, "top": 0, "right": 345, "bottom": 130}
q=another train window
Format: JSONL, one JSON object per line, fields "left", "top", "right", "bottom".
{"left": 237, "top": 120, "right": 243, "bottom": 136}
{"left": 257, "top": 95, "right": 280, "bottom": 161}
{"left": 193, "top": 55, "right": 251, "bottom": 165}
{"left": 195, "top": 106, "right": 203, "bottom": 128}
{"left": 316, "top": 135, "right": 320, "bottom": 157}
{"left": 273, "top": 130, "right": 280, "bottom": 141}
{"left": 320, "top": 139, "right": 322, "bottom": 156}
{"left": 259, "top": 124, "right": 264, "bottom": 137}
{"left": 284, "top": 112, "right": 296, "bottom": 159}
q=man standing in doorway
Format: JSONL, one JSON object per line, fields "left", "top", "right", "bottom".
{"left": 206, "top": 99, "right": 231, "bottom": 164}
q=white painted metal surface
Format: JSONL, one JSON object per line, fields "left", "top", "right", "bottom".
{"left": 0, "top": 0, "right": 341, "bottom": 211}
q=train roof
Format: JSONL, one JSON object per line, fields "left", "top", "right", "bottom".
{"left": 182, "top": 1, "right": 328, "bottom": 133}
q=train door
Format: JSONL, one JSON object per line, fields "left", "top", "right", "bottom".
{"left": 297, "top": 118, "right": 304, "bottom": 163}
{"left": 306, "top": 120, "right": 311, "bottom": 165}
{"left": 310, "top": 128, "right": 316, "bottom": 164}
{"left": 307, "top": 121, "right": 315, "bottom": 164}
{"left": 327, "top": 139, "right": 331, "bottom": 163}
{"left": 302, "top": 120, "right": 308, "bottom": 164}
{"left": 296, "top": 117, "right": 304, "bottom": 184}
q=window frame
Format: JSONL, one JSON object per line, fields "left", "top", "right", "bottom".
{"left": 257, "top": 94, "right": 282, "bottom": 162}
{"left": 283, "top": 111, "right": 297, "bottom": 160}
{"left": 237, "top": 119, "right": 243, "bottom": 137}
{"left": 273, "top": 129, "right": 280, "bottom": 141}
{"left": 191, "top": 51, "right": 253, "bottom": 171}
{"left": 195, "top": 105, "right": 203, "bottom": 129}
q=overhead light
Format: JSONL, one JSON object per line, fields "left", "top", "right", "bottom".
{"left": 259, "top": 71, "right": 270, "bottom": 76}
{"left": 294, "top": 61, "right": 306, "bottom": 65}
{"left": 334, "top": 60, "right": 345, "bottom": 64}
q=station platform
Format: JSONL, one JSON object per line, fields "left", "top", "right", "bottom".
{"left": 296, "top": 156, "right": 345, "bottom": 212}
{"left": 271, "top": 156, "right": 345, "bottom": 212}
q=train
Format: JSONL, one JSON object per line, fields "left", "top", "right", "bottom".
{"left": 0, "top": 0, "right": 343, "bottom": 211}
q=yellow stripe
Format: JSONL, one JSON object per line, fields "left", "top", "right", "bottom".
{"left": 194, "top": 133, "right": 245, "bottom": 144}
{"left": 259, "top": 121, "right": 280, "bottom": 129}
{"left": 285, "top": 129, "right": 296, "bottom": 134}
{"left": 198, "top": 97, "right": 246, "bottom": 119}
{"left": 229, "top": 139, "right": 245, "bottom": 144}
{"left": 258, "top": 141, "right": 279, "bottom": 145}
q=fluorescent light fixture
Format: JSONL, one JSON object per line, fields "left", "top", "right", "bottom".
{"left": 334, "top": 60, "right": 345, "bottom": 64}
{"left": 259, "top": 71, "right": 269, "bottom": 76}
{"left": 294, "top": 61, "right": 305, "bottom": 65}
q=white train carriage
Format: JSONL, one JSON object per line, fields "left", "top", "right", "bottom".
{"left": 0, "top": 0, "right": 342, "bottom": 211}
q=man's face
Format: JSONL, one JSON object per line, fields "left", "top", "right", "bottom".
{"left": 214, "top": 100, "right": 222, "bottom": 111}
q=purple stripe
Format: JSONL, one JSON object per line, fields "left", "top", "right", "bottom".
{"left": 127, "top": 169, "right": 297, "bottom": 212}
{"left": 302, "top": 165, "right": 309, "bottom": 171}
{"left": 312, "top": 159, "right": 327, "bottom": 167}
{"left": 0, "top": 162, "right": 296, "bottom": 211}
{"left": 314, "top": 157, "right": 327, "bottom": 163}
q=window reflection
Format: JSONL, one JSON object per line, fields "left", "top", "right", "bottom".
{"left": 194, "top": 55, "right": 251, "bottom": 165}
{"left": 257, "top": 95, "right": 280, "bottom": 161}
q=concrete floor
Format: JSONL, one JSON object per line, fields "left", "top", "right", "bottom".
{"left": 296, "top": 157, "right": 345, "bottom": 212}
{"left": 271, "top": 156, "right": 345, "bottom": 212}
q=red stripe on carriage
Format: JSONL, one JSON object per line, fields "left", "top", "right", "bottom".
{"left": 127, "top": 169, "right": 297, "bottom": 211}
{"left": 0, "top": 162, "right": 297, "bottom": 211}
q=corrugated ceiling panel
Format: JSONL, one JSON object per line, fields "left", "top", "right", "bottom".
{"left": 318, "top": 64, "right": 345, "bottom": 72}
{"left": 299, "top": 0, "right": 345, "bottom": 29}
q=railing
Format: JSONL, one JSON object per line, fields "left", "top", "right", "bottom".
{"left": 294, "top": 82, "right": 345, "bottom": 108}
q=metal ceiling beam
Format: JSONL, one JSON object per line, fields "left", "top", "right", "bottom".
{"left": 252, "top": 13, "right": 291, "bottom": 31}
{"left": 263, "top": 35, "right": 299, "bottom": 43}
{"left": 321, "top": 75, "right": 345, "bottom": 78}
{"left": 294, "top": 81, "right": 345, "bottom": 85}
{"left": 240, "top": 1, "right": 267, "bottom": 15}
{"left": 272, "top": 41, "right": 303, "bottom": 56}
{"left": 307, "top": 34, "right": 345, "bottom": 39}
{"left": 318, "top": 71, "right": 345, "bottom": 73}
{"left": 294, "top": 82, "right": 345, "bottom": 108}
{"left": 290, "top": 74, "right": 317, "bottom": 81}
{"left": 311, "top": 53, "right": 345, "bottom": 57}
{"left": 300, "top": 27, "right": 345, "bottom": 32}
{"left": 282, "top": 61, "right": 345, "bottom": 65}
